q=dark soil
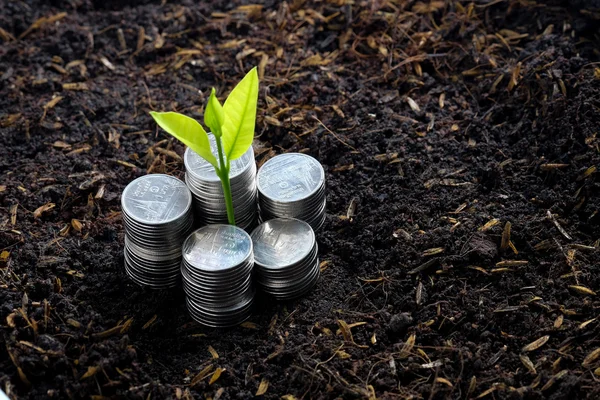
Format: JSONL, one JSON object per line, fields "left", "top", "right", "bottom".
{"left": 1, "top": 1, "right": 600, "bottom": 399}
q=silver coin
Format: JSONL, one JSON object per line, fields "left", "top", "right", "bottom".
{"left": 183, "top": 274, "right": 252, "bottom": 298}
{"left": 182, "top": 258, "right": 253, "bottom": 278}
{"left": 124, "top": 232, "right": 189, "bottom": 252}
{"left": 270, "top": 276, "right": 319, "bottom": 300}
{"left": 121, "top": 174, "right": 192, "bottom": 226}
{"left": 261, "top": 263, "right": 320, "bottom": 300}
{"left": 186, "top": 175, "right": 256, "bottom": 199}
{"left": 196, "top": 216, "right": 256, "bottom": 232}
{"left": 182, "top": 225, "right": 253, "bottom": 272}
{"left": 187, "top": 287, "right": 254, "bottom": 314}
{"left": 182, "top": 264, "right": 253, "bottom": 289}
{"left": 260, "top": 205, "right": 325, "bottom": 227}
{"left": 122, "top": 211, "right": 193, "bottom": 234}
{"left": 124, "top": 249, "right": 181, "bottom": 271}
{"left": 125, "top": 254, "right": 181, "bottom": 273}
{"left": 259, "top": 183, "right": 325, "bottom": 205}
{"left": 184, "top": 134, "right": 255, "bottom": 183}
{"left": 260, "top": 191, "right": 325, "bottom": 215}
{"left": 192, "top": 192, "right": 257, "bottom": 212}
{"left": 125, "top": 236, "right": 182, "bottom": 259}
{"left": 183, "top": 285, "right": 252, "bottom": 306}
{"left": 187, "top": 312, "right": 252, "bottom": 328}
{"left": 195, "top": 202, "right": 257, "bottom": 217}
{"left": 186, "top": 161, "right": 256, "bottom": 184}
{"left": 126, "top": 264, "right": 180, "bottom": 282}
{"left": 125, "top": 272, "right": 178, "bottom": 289}
{"left": 194, "top": 206, "right": 256, "bottom": 224}
{"left": 125, "top": 256, "right": 181, "bottom": 275}
{"left": 183, "top": 282, "right": 253, "bottom": 308}
{"left": 190, "top": 182, "right": 256, "bottom": 202}
{"left": 260, "top": 201, "right": 326, "bottom": 232}
{"left": 186, "top": 291, "right": 253, "bottom": 317}
{"left": 256, "top": 246, "right": 318, "bottom": 280}
{"left": 124, "top": 231, "right": 191, "bottom": 251}
{"left": 125, "top": 259, "right": 179, "bottom": 288}
{"left": 258, "top": 258, "right": 319, "bottom": 289}
{"left": 257, "top": 153, "right": 325, "bottom": 204}
{"left": 184, "top": 289, "right": 253, "bottom": 310}
{"left": 186, "top": 302, "right": 253, "bottom": 328}
{"left": 251, "top": 218, "right": 315, "bottom": 270}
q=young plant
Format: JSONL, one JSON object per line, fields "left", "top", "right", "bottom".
{"left": 149, "top": 67, "right": 259, "bottom": 226}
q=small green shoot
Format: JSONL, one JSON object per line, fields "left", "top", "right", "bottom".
{"left": 150, "top": 67, "right": 259, "bottom": 225}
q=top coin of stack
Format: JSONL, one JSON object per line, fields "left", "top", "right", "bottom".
{"left": 121, "top": 174, "right": 194, "bottom": 289}
{"left": 184, "top": 134, "right": 257, "bottom": 229}
{"left": 256, "top": 153, "right": 326, "bottom": 231}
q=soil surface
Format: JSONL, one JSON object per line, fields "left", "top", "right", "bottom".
{"left": 1, "top": 1, "right": 600, "bottom": 399}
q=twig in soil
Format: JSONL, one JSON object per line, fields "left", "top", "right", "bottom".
{"left": 500, "top": 221, "right": 511, "bottom": 251}
{"left": 142, "top": 80, "right": 155, "bottom": 110}
{"left": 554, "top": 239, "right": 580, "bottom": 284}
{"left": 546, "top": 210, "right": 572, "bottom": 240}
{"left": 0, "top": 27, "right": 16, "bottom": 42}
{"left": 297, "top": 344, "right": 344, "bottom": 396}
{"left": 409, "top": 258, "right": 438, "bottom": 275}
{"left": 292, "top": 365, "right": 325, "bottom": 396}
{"left": 19, "top": 12, "right": 67, "bottom": 40}
{"left": 310, "top": 115, "right": 357, "bottom": 151}
{"left": 346, "top": 197, "right": 358, "bottom": 221}
{"left": 147, "top": 156, "right": 162, "bottom": 173}
{"left": 154, "top": 147, "right": 183, "bottom": 162}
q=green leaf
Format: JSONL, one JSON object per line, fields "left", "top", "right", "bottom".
{"left": 149, "top": 111, "right": 218, "bottom": 169}
{"left": 222, "top": 67, "right": 259, "bottom": 161}
{"left": 204, "top": 88, "right": 224, "bottom": 138}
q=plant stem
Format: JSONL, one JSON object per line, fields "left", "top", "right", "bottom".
{"left": 215, "top": 135, "right": 236, "bottom": 225}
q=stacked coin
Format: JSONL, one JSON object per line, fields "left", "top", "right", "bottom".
{"left": 184, "top": 134, "right": 257, "bottom": 229}
{"left": 181, "top": 224, "right": 255, "bottom": 327}
{"left": 256, "top": 153, "right": 326, "bottom": 231}
{"left": 121, "top": 174, "right": 194, "bottom": 289}
{"left": 250, "top": 218, "right": 320, "bottom": 300}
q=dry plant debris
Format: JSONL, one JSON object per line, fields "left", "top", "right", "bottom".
{"left": 1, "top": 0, "right": 600, "bottom": 399}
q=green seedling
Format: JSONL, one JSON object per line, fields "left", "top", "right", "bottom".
{"left": 150, "top": 67, "right": 259, "bottom": 225}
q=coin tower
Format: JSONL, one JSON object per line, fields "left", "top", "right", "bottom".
{"left": 251, "top": 218, "right": 320, "bottom": 300}
{"left": 181, "top": 224, "right": 255, "bottom": 327}
{"left": 121, "top": 174, "right": 195, "bottom": 289}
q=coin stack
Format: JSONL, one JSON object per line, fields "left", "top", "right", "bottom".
{"left": 121, "top": 174, "right": 194, "bottom": 289}
{"left": 181, "top": 224, "right": 255, "bottom": 327}
{"left": 250, "top": 218, "right": 320, "bottom": 300}
{"left": 184, "top": 134, "right": 257, "bottom": 230}
{"left": 256, "top": 153, "right": 326, "bottom": 231}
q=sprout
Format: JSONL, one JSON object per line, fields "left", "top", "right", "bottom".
{"left": 150, "top": 67, "right": 259, "bottom": 225}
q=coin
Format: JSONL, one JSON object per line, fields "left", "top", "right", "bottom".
{"left": 257, "top": 153, "right": 324, "bottom": 202}
{"left": 182, "top": 225, "right": 253, "bottom": 272}
{"left": 251, "top": 218, "right": 314, "bottom": 268}
{"left": 121, "top": 174, "right": 192, "bottom": 226}
{"left": 256, "top": 153, "right": 326, "bottom": 231}
{"left": 250, "top": 218, "right": 320, "bottom": 300}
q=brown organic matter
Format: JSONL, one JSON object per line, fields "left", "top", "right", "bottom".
{"left": 1, "top": 1, "right": 600, "bottom": 399}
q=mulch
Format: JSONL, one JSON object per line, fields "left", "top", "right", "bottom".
{"left": 1, "top": 0, "right": 600, "bottom": 399}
